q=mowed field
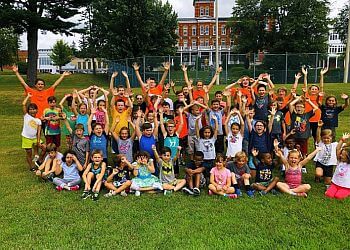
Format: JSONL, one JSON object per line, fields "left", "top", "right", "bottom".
{"left": 0, "top": 72, "right": 350, "bottom": 249}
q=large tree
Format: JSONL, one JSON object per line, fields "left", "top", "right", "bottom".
{"left": 229, "top": 0, "right": 330, "bottom": 54}
{"left": 50, "top": 39, "right": 72, "bottom": 72}
{"left": 0, "top": 28, "right": 19, "bottom": 71}
{"left": 0, "top": 0, "right": 90, "bottom": 85}
{"left": 334, "top": 4, "right": 349, "bottom": 44}
{"left": 89, "top": 0, "right": 178, "bottom": 59}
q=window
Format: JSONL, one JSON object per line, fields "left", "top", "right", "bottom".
{"left": 329, "top": 33, "right": 339, "bottom": 41}
{"left": 205, "top": 7, "right": 209, "bottom": 16}
{"left": 221, "top": 25, "right": 226, "bottom": 35}
{"left": 221, "top": 39, "right": 226, "bottom": 46}
{"left": 183, "top": 26, "right": 188, "bottom": 36}
{"left": 87, "top": 62, "right": 91, "bottom": 69}
{"left": 200, "top": 7, "right": 204, "bottom": 16}
{"left": 205, "top": 39, "right": 209, "bottom": 46}
{"left": 200, "top": 39, "right": 204, "bottom": 46}
{"left": 200, "top": 25, "right": 204, "bottom": 35}
{"left": 192, "top": 26, "right": 196, "bottom": 36}
{"left": 205, "top": 25, "right": 209, "bottom": 35}
{"left": 192, "top": 39, "right": 197, "bottom": 47}
{"left": 82, "top": 62, "right": 86, "bottom": 69}
{"left": 213, "top": 25, "right": 216, "bottom": 35}
{"left": 183, "top": 40, "right": 188, "bottom": 48}
{"left": 78, "top": 62, "right": 82, "bottom": 69}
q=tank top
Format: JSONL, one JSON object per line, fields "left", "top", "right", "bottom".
{"left": 285, "top": 168, "right": 302, "bottom": 188}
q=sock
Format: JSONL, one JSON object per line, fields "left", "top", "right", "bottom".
{"left": 233, "top": 184, "right": 239, "bottom": 190}
{"left": 289, "top": 191, "right": 296, "bottom": 196}
{"left": 245, "top": 185, "right": 252, "bottom": 191}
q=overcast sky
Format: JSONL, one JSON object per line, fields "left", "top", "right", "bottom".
{"left": 20, "top": 0, "right": 348, "bottom": 50}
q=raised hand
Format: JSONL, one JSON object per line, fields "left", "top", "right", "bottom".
{"left": 341, "top": 93, "right": 349, "bottom": 100}
{"left": 342, "top": 133, "right": 350, "bottom": 141}
{"left": 295, "top": 72, "right": 302, "bottom": 80}
{"left": 151, "top": 145, "right": 157, "bottom": 151}
{"left": 132, "top": 63, "right": 140, "bottom": 71}
{"left": 269, "top": 106, "right": 276, "bottom": 116}
{"left": 251, "top": 148, "right": 259, "bottom": 157}
{"left": 320, "top": 67, "right": 328, "bottom": 75}
{"left": 163, "top": 62, "right": 171, "bottom": 71}
{"left": 90, "top": 107, "right": 97, "bottom": 114}
{"left": 12, "top": 65, "right": 18, "bottom": 72}
{"left": 121, "top": 71, "right": 128, "bottom": 78}
{"left": 181, "top": 64, "right": 187, "bottom": 72}
{"left": 318, "top": 120, "right": 324, "bottom": 127}
{"left": 62, "top": 71, "right": 71, "bottom": 77}
{"left": 216, "top": 66, "right": 222, "bottom": 74}
{"left": 273, "top": 139, "right": 279, "bottom": 148}
{"left": 170, "top": 81, "right": 175, "bottom": 87}
{"left": 301, "top": 66, "right": 308, "bottom": 75}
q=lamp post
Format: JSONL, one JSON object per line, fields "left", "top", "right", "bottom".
{"left": 343, "top": 2, "right": 350, "bottom": 83}
{"left": 215, "top": 0, "right": 219, "bottom": 85}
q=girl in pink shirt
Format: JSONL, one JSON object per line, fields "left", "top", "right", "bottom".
{"left": 208, "top": 154, "right": 237, "bottom": 198}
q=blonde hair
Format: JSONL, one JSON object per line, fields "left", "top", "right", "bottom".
{"left": 235, "top": 151, "right": 248, "bottom": 162}
{"left": 321, "top": 129, "right": 332, "bottom": 138}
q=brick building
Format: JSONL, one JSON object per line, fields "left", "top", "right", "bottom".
{"left": 176, "top": 0, "right": 232, "bottom": 66}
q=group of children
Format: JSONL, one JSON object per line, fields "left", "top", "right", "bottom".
{"left": 17, "top": 63, "right": 350, "bottom": 201}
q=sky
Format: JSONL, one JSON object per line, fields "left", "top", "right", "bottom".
{"left": 20, "top": 0, "right": 348, "bottom": 50}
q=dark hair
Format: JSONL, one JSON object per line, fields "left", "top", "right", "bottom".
{"left": 119, "top": 126, "right": 130, "bottom": 137}
{"left": 175, "top": 90, "right": 183, "bottom": 96}
{"left": 259, "top": 152, "right": 272, "bottom": 162}
{"left": 75, "top": 123, "right": 84, "bottom": 131}
{"left": 62, "top": 150, "right": 77, "bottom": 163}
{"left": 194, "top": 151, "right": 204, "bottom": 158}
{"left": 162, "top": 101, "right": 170, "bottom": 107}
{"left": 27, "top": 103, "right": 38, "bottom": 112}
{"left": 92, "top": 122, "right": 103, "bottom": 130}
{"left": 135, "top": 150, "right": 150, "bottom": 159}
{"left": 46, "top": 143, "right": 57, "bottom": 152}
{"left": 116, "top": 99, "right": 125, "bottom": 104}
{"left": 91, "top": 149, "right": 103, "bottom": 157}
{"left": 215, "top": 91, "right": 223, "bottom": 96}
{"left": 257, "top": 84, "right": 267, "bottom": 90}
{"left": 161, "top": 147, "right": 171, "bottom": 155}
{"left": 35, "top": 78, "right": 46, "bottom": 85}
{"left": 231, "top": 122, "right": 241, "bottom": 129}
{"left": 113, "top": 154, "right": 125, "bottom": 167}
{"left": 47, "top": 96, "right": 57, "bottom": 103}
{"left": 211, "top": 99, "right": 220, "bottom": 105}
{"left": 117, "top": 85, "right": 125, "bottom": 89}
{"left": 66, "top": 96, "right": 73, "bottom": 107}
{"left": 149, "top": 77, "right": 156, "bottom": 81}
{"left": 254, "top": 120, "right": 267, "bottom": 128}
{"left": 97, "top": 99, "right": 106, "bottom": 106}
{"left": 142, "top": 122, "right": 153, "bottom": 131}
{"left": 199, "top": 125, "right": 214, "bottom": 139}
{"left": 215, "top": 153, "right": 225, "bottom": 162}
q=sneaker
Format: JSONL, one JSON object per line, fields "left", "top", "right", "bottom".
{"left": 227, "top": 194, "right": 238, "bottom": 199}
{"left": 302, "top": 167, "right": 307, "bottom": 174}
{"left": 46, "top": 173, "right": 54, "bottom": 182}
{"left": 259, "top": 190, "right": 267, "bottom": 196}
{"left": 104, "top": 191, "right": 115, "bottom": 198}
{"left": 69, "top": 185, "right": 80, "bottom": 191}
{"left": 325, "top": 185, "right": 330, "bottom": 190}
{"left": 91, "top": 192, "right": 99, "bottom": 201}
{"left": 193, "top": 187, "right": 200, "bottom": 196}
{"left": 182, "top": 187, "right": 194, "bottom": 195}
{"left": 271, "top": 189, "right": 279, "bottom": 195}
{"left": 235, "top": 188, "right": 242, "bottom": 197}
{"left": 34, "top": 161, "right": 41, "bottom": 169}
{"left": 56, "top": 186, "right": 63, "bottom": 191}
{"left": 296, "top": 192, "right": 308, "bottom": 197}
{"left": 120, "top": 191, "right": 128, "bottom": 197}
{"left": 246, "top": 190, "right": 255, "bottom": 198}
{"left": 30, "top": 167, "right": 36, "bottom": 172}
{"left": 152, "top": 182, "right": 163, "bottom": 190}
{"left": 33, "top": 155, "right": 39, "bottom": 162}
{"left": 208, "top": 190, "right": 213, "bottom": 196}
{"left": 135, "top": 190, "right": 141, "bottom": 197}
{"left": 81, "top": 190, "right": 91, "bottom": 200}
{"left": 164, "top": 190, "right": 173, "bottom": 196}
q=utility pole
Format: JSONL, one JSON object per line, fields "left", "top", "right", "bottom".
{"left": 215, "top": 0, "right": 219, "bottom": 85}
{"left": 343, "top": 2, "right": 350, "bottom": 83}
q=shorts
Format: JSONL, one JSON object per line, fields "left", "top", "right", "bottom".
{"left": 22, "top": 136, "right": 37, "bottom": 149}
{"left": 187, "top": 135, "right": 197, "bottom": 155}
{"left": 45, "top": 134, "right": 61, "bottom": 148}
{"left": 113, "top": 180, "right": 130, "bottom": 187}
{"left": 254, "top": 179, "right": 273, "bottom": 187}
{"left": 315, "top": 161, "right": 335, "bottom": 178}
{"left": 163, "top": 179, "right": 179, "bottom": 186}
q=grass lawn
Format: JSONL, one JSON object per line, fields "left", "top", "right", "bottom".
{"left": 0, "top": 73, "right": 350, "bottom": 249}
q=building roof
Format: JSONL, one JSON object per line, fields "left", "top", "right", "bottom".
{"left": 193, "top": 0, "right": 215, "bottom": 4}
{"left": 178, "top": 17, "right": 231, "bottom": 22}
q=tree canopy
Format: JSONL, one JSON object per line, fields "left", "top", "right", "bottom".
{"left": 50, "top": 40, "right": 73, "bottom": 72}
{"left": 229, "top": 0, "right": 330, "bottom": 54}
{"left": 0, "top": 28, "right": 19, "bottom": 71}
{"left": 334, "top": 4, "right": 349, "bottom": 44}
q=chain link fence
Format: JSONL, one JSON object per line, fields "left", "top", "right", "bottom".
{"left": 108, "top": 53, "right": 345, "bottom": 88}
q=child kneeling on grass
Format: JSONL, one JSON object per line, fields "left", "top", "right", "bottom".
{"left": 53, "top": 150, "right": 83, "bottom": 191}
{"left": 104, "top": 154, "right": 133, "bottom": 197}
{"left": 275, "top": 143, "right": 321, "bottom": 197}
{"left": 130, "top": 151, "right": 163, "bottom": 196}
{"left": 325, "top": 133, "right": 350, "bottom": 199}
{"left": 152, "top": 145, "right": 186, "bottom": 195}
{"left": 81, "top": 149, "right": 107, "bottom": 201}
{"left": 208, "top": 154, "right": 238, "bottom": 199}
{"left": 36, "top": 143, "right": 62, "bottom": 181}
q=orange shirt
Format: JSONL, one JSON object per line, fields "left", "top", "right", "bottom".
{"left": 305, "top": 93, "right": 322, "bottom": 122}
{"left": 193, "top": 89, "right": 205, "bottom": 100}
{"left": 230, "top": 87, "right": 254, "bottom": 106}
{"left": 174, "top": 114, "right": 188, "bottom": 139}
{"left": 141, "top": 84, "right": 163, "bottom": 96}
{"left": 25, "top": 86, "right": 55, "bottom": 118}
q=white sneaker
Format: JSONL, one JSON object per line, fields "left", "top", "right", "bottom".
{"left": 33, "top": 155, "right": 39, "bottom": 162}
{"left": 104, "top": 191, "right": 115, "bottom": 198}
{"left": 153, "top": 182, "right": 163, "bottom": 190}
{"left": 135, "top": 190, "right": 141, "bottom": 196}
{"left": 120, "top": 191, "right": 128, "bottom": 197}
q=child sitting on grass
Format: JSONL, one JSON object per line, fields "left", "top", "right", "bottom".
{"left": 36, "top": 143, "right": 62, "bottom": 181}
{"left": 81, "top": 149, "right": 107, "bottom": 201}
{"left": 183, "top": 151, "right": 206, "bottom": 196}
{"left": 152, "top": 145, "right": 186, "bottom": 195}
{"left": 104, "top": 154, "right": 133, "bottom": 197}
{"left": 208, "top": 154, "right": 238, "bottom": 199}
{"left": 130, "top": 151, "right": 163, "bottom": 196}
{"left": 53, "top": 150, "right": 83, "bottom": 191}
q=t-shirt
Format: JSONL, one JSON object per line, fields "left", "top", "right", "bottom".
{"left": 305, "top": 93, "right": 322, "bottom": 123}
{"left": 227, "top": 161, "right": 250, "bottom": 178}
{"left": 22, "top": 113, "right": 42, "bottom": 139}
{"left": 62, "top": 108, "right": 76, "bottom": 136}
{"left": 255, "top": 163, "right": 274, "bottom": 183}
{"left": 192, "top": 89, "right": 205, "bottom": 100}
{"left": 112, "top": 168, "right": 131, "bottom": 182}
{"left": 25, "top": 86, "right": 55, "bottom": 118}
{"left": 117, "top": 138, "right": 133, "bottom": 162}
{"left": 208, "top": 109, "right": 224, "bottom": 135}
{"left": 174, "top": 114, "right": 188, "bottom": 139}
{"left": 254, "top": 95, "right": 270, "bottom": 121}
{"left": 186, "top": 161, "right": 204, "bottom": 170}
{"left": 226, "top": 132, "right": 243, "bottom": 158}
{"left": 139, "top": 135, "right": 156, "bottom": 158}
{"left": 61, "top": 162, "right": 81, "bottom": 181}
{"left": 112, "top": 108, "right": 131, "bottom": 135}
{"left": 43, "top": 107, "right": 61, "bottom": 135}
{"left": 320, "top": 105, "right": 344, "bottom": 128}
{"left": 72, "top": 133, "right": 89, "bottom": 166}
{"left": 197, "top": 137, "right": 216, "bottom": 160}
{"left": 314, "top": 142, "right": 338, "bottom": 166}
{"left": 332, "top": 162, "right": 350, "bottom": 188}
{"left": 164, "top": 134, "right": 179, "bottom": 159}
{"left": 94, "top": 109, "right": 106, "bottom": 129}
{"left": 188, "top": 113, "right": 201, "bottom": 136}
{"left": 290, "top": 111, "right": 314, "bottom": 139}
{"left": 76, "top": 114, "right": 89, "bottom": 136}
{"left": 90, "top": 132, "right": 108, "bottom": 158}
{"left": 145, "top": 84, "right": 163, "bottom": 95}
{"left": 249, "top": 130, "right": 270, "bottom": 153}
{"left": 159, "top": 160, "right": 176, "bottom": 183}
{"left": 210, "top": 167, "right": 231, "bottom": 186}
{"left": 268, "top": 110, "right": 284, "bottom": 135}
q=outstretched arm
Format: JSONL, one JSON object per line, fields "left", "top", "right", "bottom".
{"left": 132, "top": 63, "right": 147, "bottom": 89}
{"left": 319, "top": 67, "right": 328, "bottom": 92}
{"left": 158, "top": 62, "right": 170, "bottom": 88}
{"left": 12, "top": 65, "right": 29, "bottom": 89}
{"left": 207, "top": 66, "right": 222, "bottom": 91}
{"left": 22, "top": 93, "right": 31, "bottom": 114}
{"left": 52, "top": 71, "right": 71, "bottom": 89}
{"left": 109, "top": 72, "right": 118, "bottom": 92}
{"left": 299, "top": 147, "right": 321, "bottom": 167}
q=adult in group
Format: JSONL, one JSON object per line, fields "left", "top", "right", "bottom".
{"left": 13, "top": 65, "right": 71, "bottom": 118}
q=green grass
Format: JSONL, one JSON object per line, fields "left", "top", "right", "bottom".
{"left": 1, "top": 73, "right": 350, "bottom": 249}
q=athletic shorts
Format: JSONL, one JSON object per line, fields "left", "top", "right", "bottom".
{"left": 45, "top": 134, "right": 61, "bottom": 148}
{"left": 22, "top": 136, "right": 37, "bottom": 149}
{"left": 315, "top": 161, "right": 335, "bottom": 178}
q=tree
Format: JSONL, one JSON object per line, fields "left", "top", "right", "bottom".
{"left": 229, "top": 0, "right": 330, "bottom": 54}
{"left": 0, "top": 28, "right": 19, "bottom": 71}
{"left": 89, "top": 0, "right": 178, "bottom": 59}
{"left": 334, "top": 4, "right": 349, "bottom": 44}
{"left": 0, "top": 1, "right": 91, "bottom": 85}
{"left": 50, "top": 40, "right": 73, "bottom": 72}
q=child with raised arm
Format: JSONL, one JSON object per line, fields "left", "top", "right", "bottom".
{"left": 314, "top": 121, "right": 338, "bottom": 186}
{"left": 81, "top": 149, "right": 107, "bottom": 201}
{"left": 59, "top": 94, "right": 76, "bottom": 149}
{"left": 130, "top": 151, "right": 163, "bottom": 196}
{"left": 42, "top": 96, "right": 62, "bottom": 149}
{"left": 208, "top": 154, "right": 238, "bottom": 198}
{"left": 225, "top": 109, "right": 244, "bottom": 160}
{"left": 325, "top": 133, "right": 350, "bottom": 199}
{"left": 152, "top": 145, "right": 186, "bottom": 195}
{"left": 21, "top": 93, "right": 43, "bottom": 171}
{"left": 72, "top": 91, "right": 90, "bottom": 137}
{"left": 53, "top": 150, "right": 83, "bottom": 191}
{"left": 104, "top": 154, "right": 133, "bottom": 197}
{"left": 13, "top": 65, "right": 70, "bottom": 118}
{"left": 275, "top": 144, "right": 321, "bottom": 197}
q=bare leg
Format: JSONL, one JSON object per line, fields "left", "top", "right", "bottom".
{"left": 174, "top": 179, "right": 186, "bottom": 192}
{"left": 194, "top": 174, "right": 201, "bottom": 188}
{"left": 265, "top": 177, "right": 279, "bottom": 193}
{"left": 25, "top": 149, "right": 33, "bottom": 170}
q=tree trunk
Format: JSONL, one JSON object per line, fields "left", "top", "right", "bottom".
{"left": 92, "top": 57, "right": 96, "bottom": 75}
{"left": 27, "top": 26, "right": 38, "bottom": 86}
